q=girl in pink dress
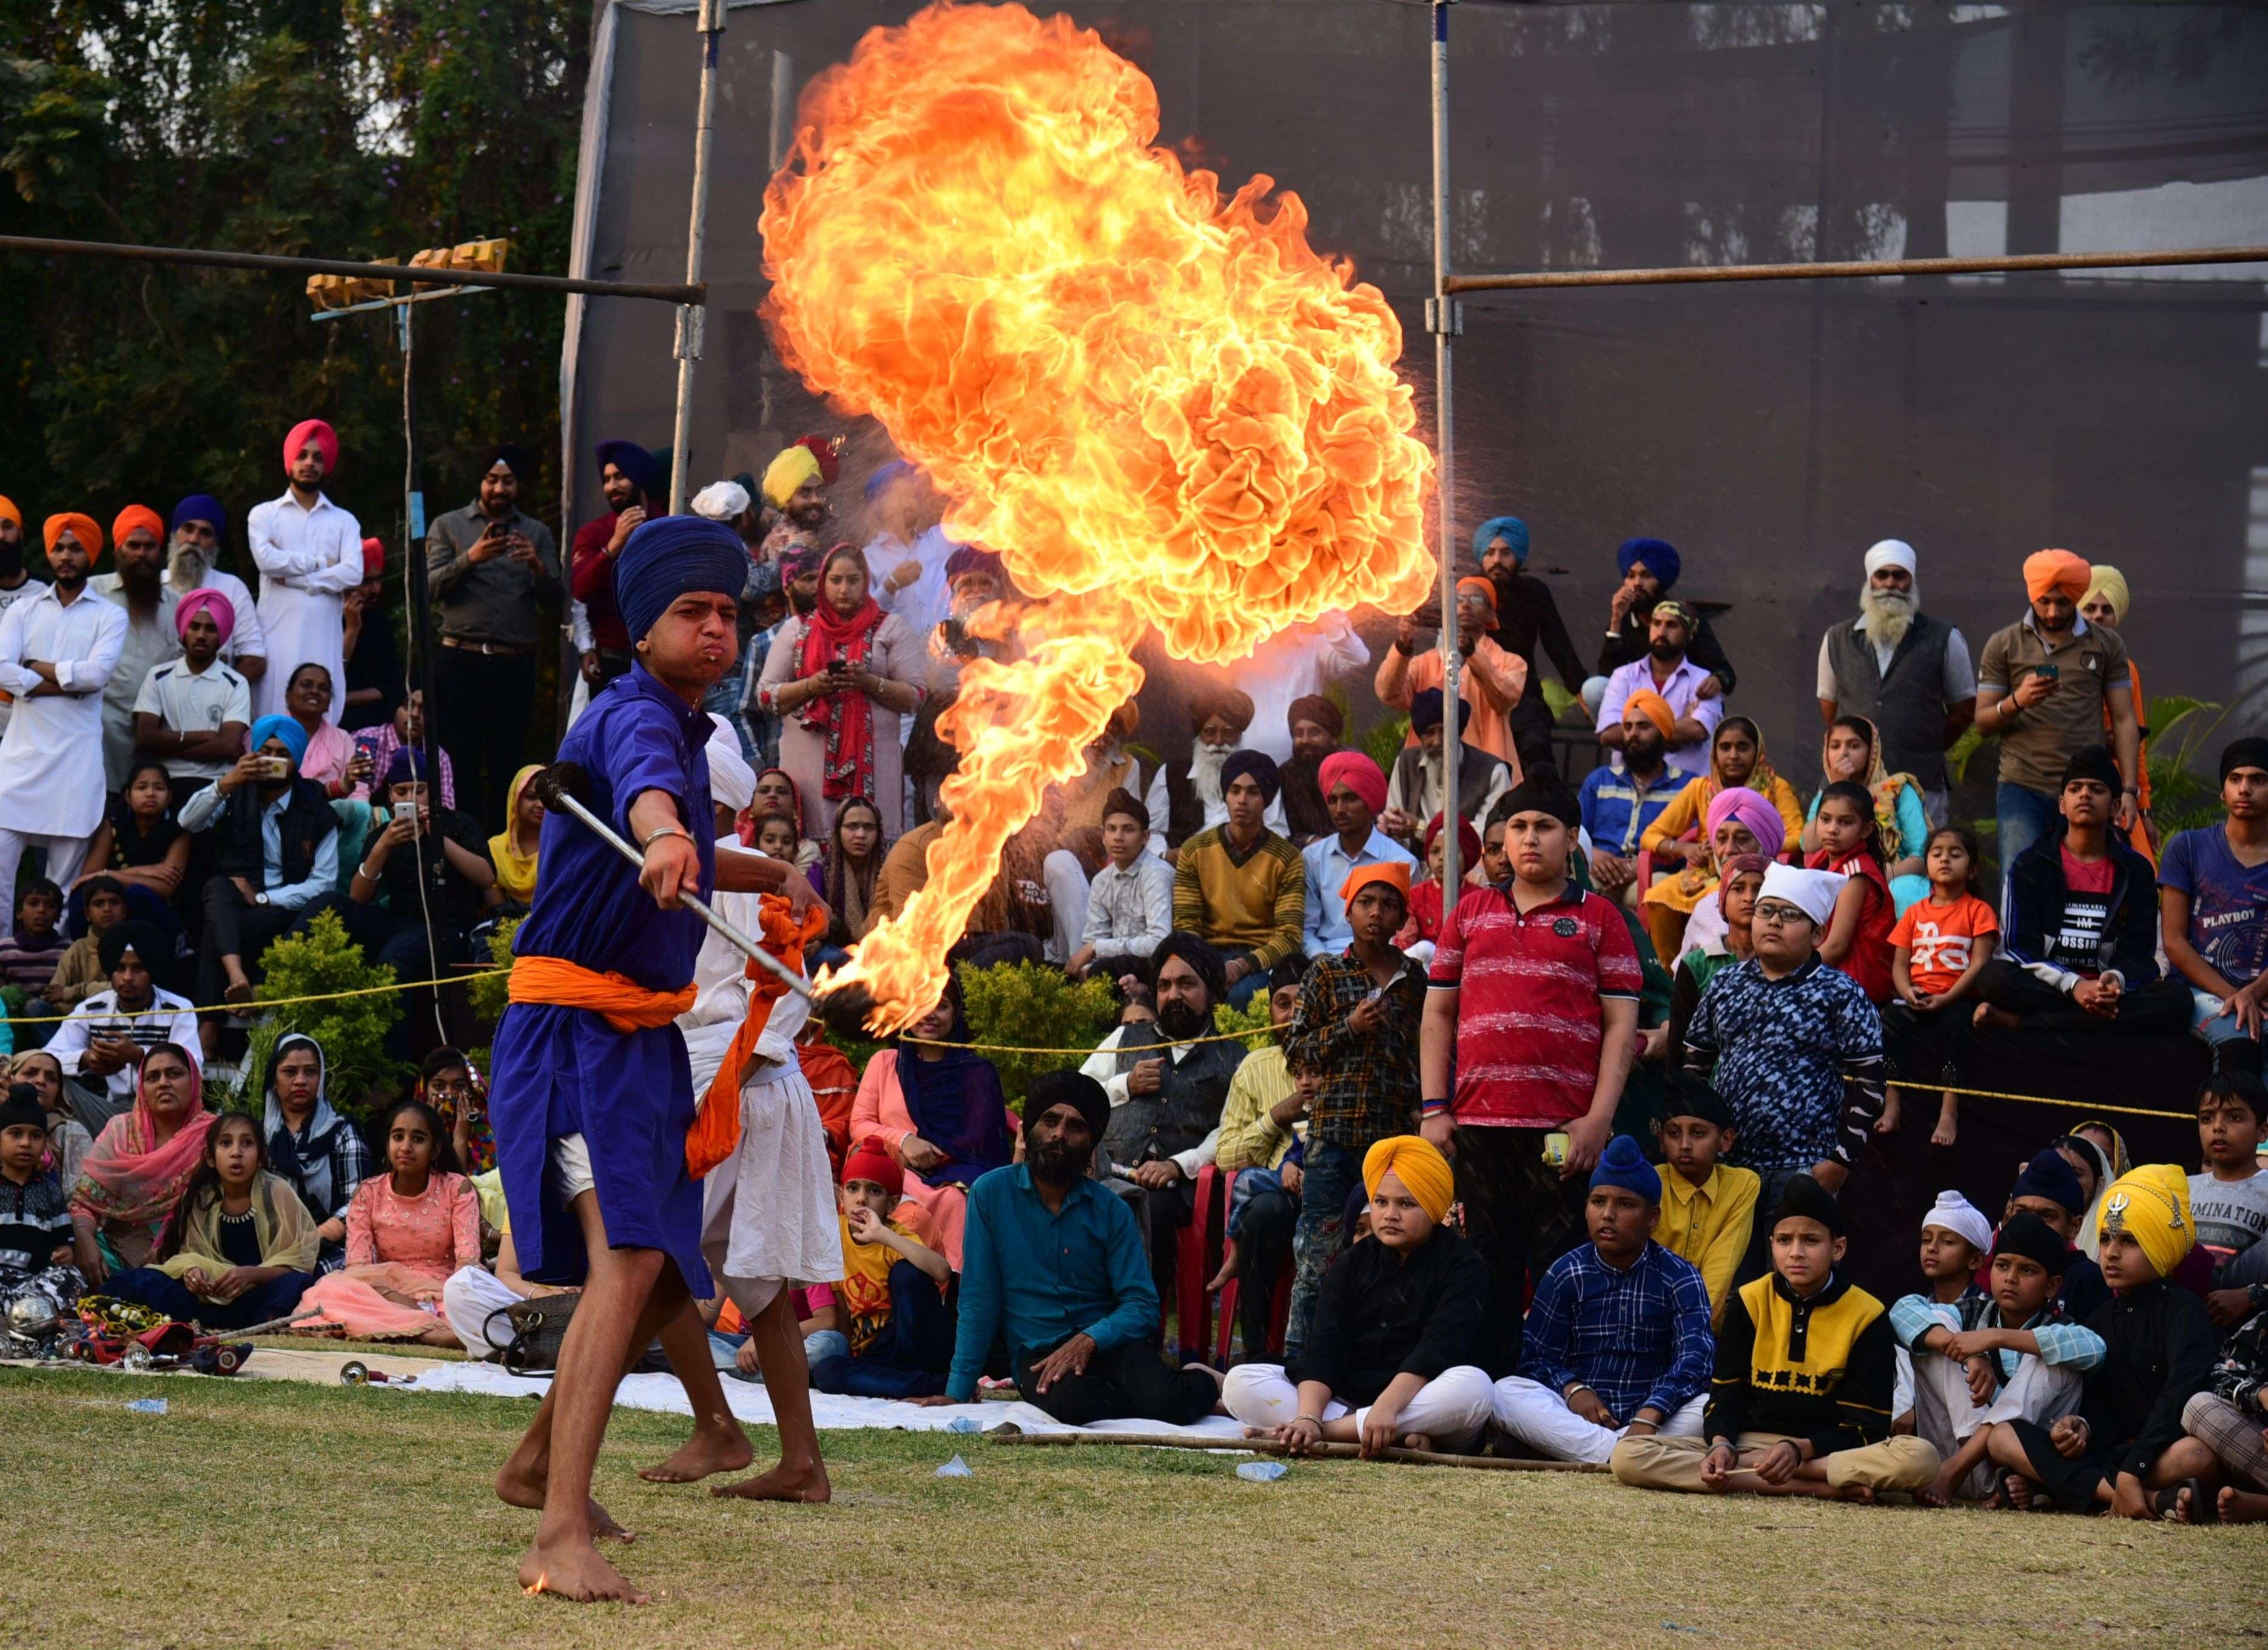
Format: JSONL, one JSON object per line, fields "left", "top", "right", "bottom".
{"left": 297, "top": 1098, "right": 480, "bottom": 1344}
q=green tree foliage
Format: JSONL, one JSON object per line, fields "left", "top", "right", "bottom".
{"left": 1210, "top": 992, "right": 1280, "bottom": 1054}
{"left": 0, "top": 1, "right": 589, "bottom": 554}
{"left": 240, "top": 907, "right": 402, "bottom": 1120}
{"left": 954, "top": 961, "right": 1122, "bottom": 1104}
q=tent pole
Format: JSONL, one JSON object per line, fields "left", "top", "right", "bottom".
{"left": 668, "top": 0, "right": 726, "bottom": 513}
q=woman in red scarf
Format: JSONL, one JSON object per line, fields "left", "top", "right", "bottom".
{"left": 67, "top": 1042, "right": 212, "bottom": 1284}
{"left": 755, "top": 545, "right": 925, "bottom": 837}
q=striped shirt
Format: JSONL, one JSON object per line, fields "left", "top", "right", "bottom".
{"left": 1171, "top": 825, "right": 1305, "bottom": 970}
{"left": 1888, "top": 1290, "right": 2106, "bottom": 1381}
{"left": 1428, "top": 881, "right": 1641, "bottom": 1127}
{"left": 45, "top": 988, "right": 202, "bottom": 1104}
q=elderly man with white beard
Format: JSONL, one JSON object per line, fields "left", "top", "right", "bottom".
{"left": 1815, "top": 539, "right": 1977, "bottom": 826}
{"left": 166, "top": 494, "right": 269, "bottom": 688}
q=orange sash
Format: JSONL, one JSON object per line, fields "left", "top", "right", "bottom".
{"left": 685, "top": 895, "right": 830, "bottom": 1180}
{"left": 506, "top": 955, "right": 697, "bottom": 1032}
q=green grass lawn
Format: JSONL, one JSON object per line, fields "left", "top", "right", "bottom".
{"left": 4, "top": 1366, "right": 2258, "bottom": 1649}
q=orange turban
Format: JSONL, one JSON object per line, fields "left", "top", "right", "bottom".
{"left": 42, "top": 513, "right": 101, "bottom": 555}
{"left": 2024, "top": 548, "right": 2090, "bottom": 604}
{"left": 1362, "top": 1134, "right": 1455, "bottom": 1224}
{"left": 112, "top": 505, "right": 164, "bottom": 548}
{"left": 1456, "top": 574, "right": 1498, "bottom": 616}
{"left": 1622, "top": 689, "right": 1677, "bottom": 739}
{"left": 1339, "top": 859, "right": 1412, "bottom": 908}
{"left": 0, "top": 496, "right": 18, "bottom": 528}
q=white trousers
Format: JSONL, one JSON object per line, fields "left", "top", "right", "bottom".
{"left": 1220, "top": 1361, "right": 1495, "bottom": 1450}
{"left": 1909, "top": 1349, "right": 2084, "bottom": 1500}
{"left": 699, "top": 1060, "right": 843, "bottom": 1321}
{"left": 441, "top": 1264, "right": 526, "bottom": 1358}
{"left": 1043, "top": 849, "right": 1090, "bottom": 967}
{"left": 0, "top": 830, "right": 88, "bottom": 940}
{"left": 1489, "top": 1376, "right": 1708, "bottom": 1464}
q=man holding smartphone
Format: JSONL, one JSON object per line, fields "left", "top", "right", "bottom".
{"left": 1975, "top": 548, "right": 2141, "bottom": 882}
{"left": 426, "top": 443, "right": 562, "bottom": 830}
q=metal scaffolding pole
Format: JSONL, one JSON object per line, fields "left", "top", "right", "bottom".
{"left": 1444, "top": 244, "right": 2268, "bottom": 293}
{"left": 1428, "top": 0, "right": 1463, "bottom": 894}
{"left": 668, "top": 0, "right": 727, "bottom": 514}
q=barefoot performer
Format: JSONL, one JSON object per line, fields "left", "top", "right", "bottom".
{"left": 490, "top": 516, "right": 816, "bottom": 1604}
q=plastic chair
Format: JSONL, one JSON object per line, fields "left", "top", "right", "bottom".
{"left": 1173, "top": 1163, "right": 1232, "bottom": 1361}
{"left": 1214, "top": 1258, "right": 1294, "bottom": 1367}
{"left": 1634, "top": 823, "right": 1698, "bottom": 898}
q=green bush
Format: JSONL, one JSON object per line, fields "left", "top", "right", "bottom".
{"left": 955, "top": 961, "right": 1122, "bottom": 1104}
{"left": 240, "top": 909, "right": 405, "bottom": 1122}
{"left": 469, "top": 917, "right": 520, "bottom": 1026}
{"left": 1211, "top": 993, "right": 1281, "bottom": 1054}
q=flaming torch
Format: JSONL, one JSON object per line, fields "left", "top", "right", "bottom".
{"left": 764, "top": 1, "right": 1435, "bottom": 1030}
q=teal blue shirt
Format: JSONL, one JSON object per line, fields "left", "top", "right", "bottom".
{"left": 947, "top": 1163, "right": 1159, "bottom": 1402}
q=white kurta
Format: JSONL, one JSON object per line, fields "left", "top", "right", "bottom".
{"left": 1222, "top": 611, "right": 1371, "bottom": 763}
{"left": 0, "top": 584, "right": 127, "bottom": 837}
{"left": 89, "top": 576, "right": 182, "bottom": 793}
{"left": 246, "top": 488, "right": 362, "bottom": 718}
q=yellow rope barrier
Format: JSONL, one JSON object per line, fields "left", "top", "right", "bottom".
{"left": 0, "top": 969, "right": 510, "bottom": 1027}
{"left": 1903, "top": 1082, "right": 2195, "bottom": 1124}
{"left": 898, "top": 1026, "right": 1280, "bottom": 1056}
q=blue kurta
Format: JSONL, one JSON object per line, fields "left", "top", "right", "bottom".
{"left": 491, "top": 664, "right": 718, "bottom": 1291}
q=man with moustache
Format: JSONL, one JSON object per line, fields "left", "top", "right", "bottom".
{"left": 759, "top": 437, "right": 838, "bottom": 562}
{"left": 248, "top": 418, "right": 363, "bottom": 720}
{"left": 165, "top": 494, "right": 268, "bottom": 689}
{"left": 0, "top": 497, "right": 49, "bottom": 741}
{"left": 1816, "top": 539, "right": 1977, "bottom": 826}
{"left": 89, "top": 507, "right": 182, "bottom": 792}
{"left": 1475, "top": 516, "right": 1588, "bottom": 778}
{"left": 570, "top": 439, "right": 662, "bottom": 692}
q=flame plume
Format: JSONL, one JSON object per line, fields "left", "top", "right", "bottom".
{"left": 763, "top": 1, "right": 1435, "bottom": 1028}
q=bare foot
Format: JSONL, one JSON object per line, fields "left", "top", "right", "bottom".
{"left": 2219, "top": 1486, "right": 2268, "bottom": 1524}
{"left": 495, "top": 1458, "right": 633, "bottom": 1542}
{"left": 419, "top": 1323, "right": 462, "bottom": 1347}
{"left": 637, "top": 1420, "right": 753, "bottom": 1484}
{"left": 1875, "top": 1091, "right": 1902, "bottom": 1135}
{"left": 1913, "top": 1478, "right": 1953, "bottom": 1509}
{"left": 517, "top": 1538, "right": 647, "bottom": 1604}
{"left": 1832, "top": 1483, "right": 1877, "bottom": 1504}
{"left": 710, "top": 1458, "right": 832, "bottom": 1503}
{"left": 1971, "top": 1003, "right": 2019, "bottom": 1032}
{"left": 1206, "top": 1244, "right": 1242, "bottom": 1294}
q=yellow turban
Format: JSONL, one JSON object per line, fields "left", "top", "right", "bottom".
{"left": 2082, "top": 563, "right": 2130, "bottom": 626}
{"left": 2096, "top": 1163, "right": 2194, "bottom": 1279}
{"left": 761, "top": 444, "right": 823, "bottom": 510}
{"left": 1361, "top": 1134, "right": 1455, "bottom": 1224}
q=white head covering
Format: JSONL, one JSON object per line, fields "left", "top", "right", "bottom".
{"left": 1863, "top": 538, "right": 1917, "bottom": 578}
{"left": 1757, "top": 861, "right": 1846, "bottom": 928}
{"left": 691, "top": 479, "right": 752, "bottom": 522}
{"left": 1921, "top": 1190, "right": 1993, "bottom": 1256}
{"left": 705, "top": 713, "right": 755, "bottom": 811}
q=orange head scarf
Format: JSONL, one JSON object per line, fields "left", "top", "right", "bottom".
{"left": 2024, "top": 548, "right": 2090, "bottom": 604}
{"left": 112, "top": 505, "right": 165, "bottom": 548}
{"left": 43, "top": 513, "right": 101, "bottom": 556}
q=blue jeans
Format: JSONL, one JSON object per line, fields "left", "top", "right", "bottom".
{"left": 1994, "top": 782, "right": 2059, "bottom": 886}
{"left": 808, "top": 1259, "right": 955, "bottom": 1399}
{"left": 103, "top": 1265, "right": 312, "bottom": 1330}
{"left": 1285, "top": 1139, "right": 1361, "bottom": 1355}
{"left": 1226, "top": 968, "right": 1267, "bottom": 1011}
{"left": 1227, "top": 1167, "right": 1285, "bottom": 1241}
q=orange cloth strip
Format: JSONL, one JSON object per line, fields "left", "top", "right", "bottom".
{"left": 685, "top": 895, "right": 830, "bottom": 1180}
{"left": 506, "top": 955, "right": 696, "bottom": 1034}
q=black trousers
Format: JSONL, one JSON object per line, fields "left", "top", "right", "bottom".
{"left": 1882, "top": 998, "right": 1976, "bottom": 1089}
{"left": 199, "top": 881, "right": 334, "bottom": 1002}
{"left": 1111, "top": 1175, "right": 1199, "bottom": 1312}
{"left": 1014, "top": 1337, "right": 1218, "bottom": 1426}
{"left": 1974, "top": 958, "right": 2193, "bottom": 1037}
{"left": 434, "top": 645, "right": 536, "bottom": 831}
{"left": 1452, "top": 1125, "right": 1589, "bottom": 1378}
{"left": 1235, "top": 1183, "right": 1297, "bottom": 1361}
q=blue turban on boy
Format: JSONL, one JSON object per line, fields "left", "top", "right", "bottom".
{"left": 1219, "top": 749, "right": 1281, "bottom": 806}
{"left": 614, "top": 516, "right": 750, "bottom": 642}
{"left": 1617, "top": 536, "right": 1681, "bottom": 591}
{"left": 2011, "top": 1147, "right": 2086, "bottom": 1215}
{"left": 1472, "top": 515, "right": 1529, "bottom": 565}
{"left": 1589, "top": 1134, "right": 1661, "bottom": 1204}
{"left": 247, "top": 713, "right": 309, "bottom": 769}
{"left": 383, "top": 747, "right": 429, "bottom": 788}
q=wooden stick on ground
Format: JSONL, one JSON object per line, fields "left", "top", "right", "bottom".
{"left": 987, "top": 1429, "right": 1601, "bottom": 1473}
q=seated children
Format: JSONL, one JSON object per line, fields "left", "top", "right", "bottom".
{"left": 2005, "top": 1148, "right": 2111, "bottom": 1321}
{"left": 1066, "top": 788, "right": 1174, "bottom": 985}
{"left": 806, "top": 1139, "right": 954, "bottom": 1399}
{"left": 2191, "top": 1072, "right": 2268, "bottom": 1315}
{"left": 1984, "top": 1164, "right": 2220, "bottom": 1519}
{"left": 1889, "top": 1189, "right": 1990, "bottom": 1427}
{"left": 1881, "top": 826, "right": 1997, "bottom": 1145}
{"left": 1222, "top": 1135, "right": 1494, "bottom": 1453}
{"left": 0, "top": 1085, "right": 79, "bottom": 1301}
{"left": 102, "top": 1111, "right": 319, "bottom": 1328}
{"left": 1610, "top": 1174, "right": 1940, "bottom": 1500}
{"left": 0, "top": 879, "right": 68, "bottom": 1010}
{"left": 41, "top": 877, "right": 130, "bottom": 1014}
{"left": 296, "top": 1098, "right": 480, "bottom": 1345}
{"left": 2184, "top": 1296, "right": 2268, "bottom": 1523}
{"left": 1897, "top": 1205, "right": 2105, "bottom": 1506}
{"left": 1491, "top": 1136, "right": 1715, "bottom": 1462}
{"left": 1808, "top": 781, "right": 1894, "bottom": 1003}
{"left": 1651, "top": 1079, "right": 1760, "bottom": 1326}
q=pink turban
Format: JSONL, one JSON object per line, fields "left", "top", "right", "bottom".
{"left": 1705, "top": 784, "right": 1785, "bottom": 863}
{"left": 283, "top": 418, "right": 338, "bottom": 476}
{"left": 175, "top": 587, "right": 235, "bottom": 645}
{"left": 362, "top": 537, "right": 386, "bottom": 578}
{"left": 2023, "top": 548, "right": 2090, "bottom": 604}
{"left": 1318, "top": 750, "right": 1388, "bottom": 815}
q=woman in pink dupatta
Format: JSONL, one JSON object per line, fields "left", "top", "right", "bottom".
{"left": 280, "top": 661, "right": 370, "bottom": 800}
{"left": 69, "top": 1043, "right": 212, "bottom": 1282}
{"left": 296, "top": 1098, "right": 479, "bottom": 1344}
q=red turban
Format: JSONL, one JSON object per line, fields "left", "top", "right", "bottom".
{"left": 111, "top": 504, "right": 164, "bottom": 548}
{"left": 793, "top": 433, "right": 842, "bottom": 486}
{"left": 1424, "top": 810, "right": 1482, "bottom": 872}
{"left": 842, "top": 1136, "right": 904, "bottom": 1197}
{"left": 42, "top": 513, "right": 101, "bottom": 555}
{"left": 175, "top": 587, "right": 236, "bottom": 645}
{"left": 2024, "top": 548, "right": 2090, "bottom": 604}
{"left": 362, "top": 537, "right": 386, "bottom": 578}
{"left": 1317, "top": 750, "right": 1387, "bottom": 815}
{"left": 283, "top": 418, "right": 338, "bottom": 476}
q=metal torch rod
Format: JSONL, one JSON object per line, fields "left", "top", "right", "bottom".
{"left": 544, "top": 789, "right": 817, "bottom": 1002}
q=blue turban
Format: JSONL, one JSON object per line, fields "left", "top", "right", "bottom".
{"left": 1219, "top": 749, "right": 1281, "bottom": 806}
{"left": 1472, "top": 515, "right": 1529, "bottom": 565}
{"left": 382, "top": 746, "right": 429, "bottom": 788}
{"left": 2011, "top": 1147, "right": 2085, "bottom": 1216}
{"left": 247, "top": 713, "right": 309, "bottom": 770}
{"left": 593, "top": 439, "right": 659, "bottom": 496}
{"left": 615, "top": 516, "right": 750, "bottom": 642}
{"left": 1617, "top": 537, "right": 1681, "bottom": 591}
{"left": 172, "top": 494, "right": 226, "bottom": 537}
{"left": 945, "top": 545, "right": 1004, "bottom": 585}
{"left": 864, "top": 459, "right": 917, "bottom": 503}
{"left": 1590, "top": 1134, "right": 1661, "bottom": 1204}
{"left": 1407, "top": 687, "right": 1470, "bottom": 736}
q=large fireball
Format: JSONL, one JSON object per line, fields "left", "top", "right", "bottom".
{"left": 762, "top": 1, "right": 1435, "bottom": 1026}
